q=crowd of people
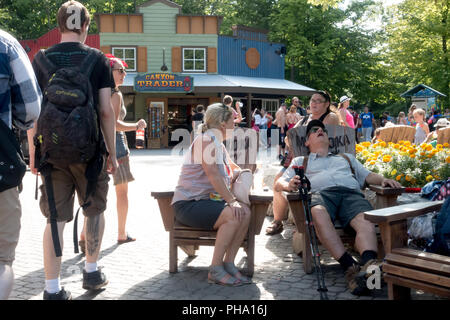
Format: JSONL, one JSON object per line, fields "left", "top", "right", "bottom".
{"left": 1, "top": 0, "right": 449, "bottom": 301}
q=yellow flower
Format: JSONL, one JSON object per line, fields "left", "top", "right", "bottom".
{"left": 391, "top": 169, "right": 397, "bottom": 176}
{"left": 420, "top": 152, "right": 426, "bottom": 156}
{"left": 436, "top": 144, "right": 443, "bottom": 149}
{"left": 370, "top": 161, "right": 376, "bottom": 165}
{"left": 396, "top": 175, "right": 402, "bottom": 181}
{"left": 356, "top": 145, "right": 363, "bottom": 152}
{"left": 405, "top": 175, "right": 412, "bottom": 182}
{"left": 382, "top": 155, "right": 392, "bottom": 162}
{"left": 444, "top": 143, "right": 449, "bottom": 148}
{"left": 379, "top": 141, "right": 386, "bottom": 148}
{"left": 409, "top": 149, "right": 416, "bottom": 154}
{"left": 361, "top": 142, "right": 371, "bottom": 148}
{"left": 426, "top": 144, "right": 433, "bottom": 151}
{"left": 427, "top": 154, "right": 433, "bottom": 159}
{"left": 426, "top": 175, "right": 433, "bottom": 182}
{"left": 404, "top": 141, "right": 411, "bottom": 147}
{"left": 410, "top": 154, "right": 416, "bottom": 158}
{"left": 446, "top": 156, "right": 450, "bottom": 164}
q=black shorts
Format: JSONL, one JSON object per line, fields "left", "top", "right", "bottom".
{"left": 310, "top": 187, "right": 373, "bottom": 229}
{"left": 173, "top": 199, "right": 227, "bottom": 230}
{"left": 278, "top": 126, "right": 287, "bottom": 148}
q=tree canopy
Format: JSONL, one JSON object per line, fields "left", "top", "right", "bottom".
{"left": 0, "top": 0, "right": 447, "bottom": 112}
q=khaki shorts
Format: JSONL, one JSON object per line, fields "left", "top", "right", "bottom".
{"left": 0, "top": 187, "right": 21, "bottom": 265}
{"left": 39, "top": 163, "right": 109, "bottom": 222}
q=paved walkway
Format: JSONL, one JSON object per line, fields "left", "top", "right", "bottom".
{"left": 8, "top": 148, "right": 440, "bottom": 300}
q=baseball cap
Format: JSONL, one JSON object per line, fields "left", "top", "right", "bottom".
{"left": 340, "top": 95, "right": 351, "bottom": 103}
{"left": 306, "top": 119, "right": 326, "bottom": 137}
{"left": 435, "top": 118, "right": 450, "bottom": 128}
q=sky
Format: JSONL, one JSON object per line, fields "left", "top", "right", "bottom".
{"left": 339, "top": 0, "right": 404, "bottom": 31}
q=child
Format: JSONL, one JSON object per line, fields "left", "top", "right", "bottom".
{"left": 397, "top": 111, "right": 407, "bottom": 125}
{"left": 413, "top": 108, "right": 429, "bottom": 145}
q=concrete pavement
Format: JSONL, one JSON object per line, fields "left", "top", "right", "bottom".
{"left": 8, "top": 148, "right": 441, "bottom": 300}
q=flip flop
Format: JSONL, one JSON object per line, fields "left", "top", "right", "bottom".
{"left": 117, "top": 234, "right": 136, "bottom": 244}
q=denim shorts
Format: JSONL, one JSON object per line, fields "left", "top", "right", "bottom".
{"left": 173, "top": 199, "right": 227, "bottom": 230}
{"left": 310, "top": 187, "right": 373, "bottom": 229}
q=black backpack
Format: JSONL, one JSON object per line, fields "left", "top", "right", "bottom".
{"left": 0, "top": 120, "right": 26, "bottom": 192}
{"left": 33, "top": 49, "right": 103, "bottom": 257}
{"left": 33, "top": 49, "right": 99, "bottom": 167}
{"left": 428, "top": 197, "right": 450, "bottom": 256}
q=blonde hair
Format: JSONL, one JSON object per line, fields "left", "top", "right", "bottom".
{"left": 413, "top": 108, "right": 425, "bottom": 121}
{"left": 289, "top": 105, "right": 297, "bottom": 113}
{"left": 198, "top": 103, "right": 233, "bottom": 133}
{"left": 398, "top": 111, "right": 405, "bottom": 117}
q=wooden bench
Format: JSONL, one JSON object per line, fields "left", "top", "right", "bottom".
{"left": 378, "top": 125, "right": 416, "bottom": 143}
{"left": 151, "top": 189, "right": 273, "bottom": 276}
{"left": 364, "top": 200, "right": 450, "bottom": 299}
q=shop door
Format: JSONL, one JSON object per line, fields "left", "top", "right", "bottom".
{"left": 147, "top": 99, "right": 168, "bottom": 149}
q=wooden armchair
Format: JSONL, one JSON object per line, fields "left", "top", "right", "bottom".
{"left": 151, "top": 189, "right": 272, "bottom": 275}
{"left": 286, "top": 125, "right": 404, "bottom": 273}
{"left": 364, "top": 200, "right": 450, "bottom": 299}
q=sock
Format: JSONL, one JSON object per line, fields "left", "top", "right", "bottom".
{"left": 45, "top": 278, "right": 61, "bottom": 294}
{"left": 84, "top": 262, "right": 98, "bottom": 273}
{"left": 361, "top": 250, "right": 378, "bottom": 265}
{"left": 338, "top": 252, "right": 358, "bottom": 272}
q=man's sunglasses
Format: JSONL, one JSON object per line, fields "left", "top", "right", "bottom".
{"left": 307, "top": 126, "right": 327, "bottom": 137}
{"left": 112, "top": 68, "right": 126, "bottom": 74}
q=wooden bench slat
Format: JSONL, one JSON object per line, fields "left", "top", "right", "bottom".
{"left": 385, "top": 253, "right": 450, "bottom": 276}
{"left": 364, "top": 201, "right": 444, "bottom": 223}
{"left": 384, "top": 274, "right": 450, "bottom": 298}
{"left": 392, "top": 248, "right": 450, "bottom": 266}
{"left": 383, "top": 263, "right": 450, "bottom": 288}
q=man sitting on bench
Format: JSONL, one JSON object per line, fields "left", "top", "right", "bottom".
{"left": 274, "top": 119, "right": 402, "bottom": 295}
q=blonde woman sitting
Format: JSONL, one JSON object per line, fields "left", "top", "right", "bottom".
{"left": 171, "top": 103, "right": 252, "bottom": 286}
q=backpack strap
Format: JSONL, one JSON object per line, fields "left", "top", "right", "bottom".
{"left": 40, "top": 164, "right": 62, "bottom": 257}
{"left": 34, "top": 50, "right": 58, "bottom": 85}
{"left": 301, "top": 114, "right": 310, "bottom": 125}
{"left": 337, "top": 153, "right": 355, "bottom": 177}
{"left": 302, "top": 156, "right": 308, "bottom": 172}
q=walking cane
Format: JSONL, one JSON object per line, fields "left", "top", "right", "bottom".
{"left": 293, "top": 165, "right": 329, "bottom": 300}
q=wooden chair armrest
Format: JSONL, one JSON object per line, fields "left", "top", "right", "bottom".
{"left": 249, "top": 189, "right": 273, "bottom": 202}
{"left": 364, "top": 200, "right": 444, "bottom": 224}
{"left": 151, "top": 191, "right": 175, "bottom": 199}
{"left": 368, "top": 184, "right": 405, "bottom": 196}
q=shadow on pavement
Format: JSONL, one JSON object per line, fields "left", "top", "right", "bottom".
{"left": 13, "top": 243, "right": 119, "bottom": 300}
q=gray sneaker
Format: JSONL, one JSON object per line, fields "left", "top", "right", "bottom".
{"left": 82, "top": 269, "right": 109, "bottom": 290}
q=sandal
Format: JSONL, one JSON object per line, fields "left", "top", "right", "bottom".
{"left": 265, "top": 220, "right": 283, "bottom": 235}
{"left": 117, "top": 234, "right": 136, "bottom": 244}
{"left": 224, "top": 262, "right": 252, "bottom": 285}
{"left": 208, "top": 265, "right": 242, "bottom": 287}
{"left": 78, "top": 239, "right": 86, "bottom": 255}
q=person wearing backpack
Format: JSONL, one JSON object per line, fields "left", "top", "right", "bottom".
{"left": 0, "top": 29, "right": 42, "bottom": 300}
{"left": 26, "top": 1, "right": 118, "bottom": 300}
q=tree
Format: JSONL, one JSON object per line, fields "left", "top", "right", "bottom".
{"left": 383, "top": 0, "right": 450, "bottom": 109}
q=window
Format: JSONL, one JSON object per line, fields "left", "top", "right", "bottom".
{"left": 262, "top": 99, "right": 279, "bottom": 116}
{"left": 183, "top": 48, "right": 206, "bottom": 72}
{"left": 112, "top": 47, "right": 136, "bottom": 71}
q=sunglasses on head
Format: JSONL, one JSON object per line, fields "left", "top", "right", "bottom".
{"left": 113, "top": 68, "right": 126, "bottom": 74}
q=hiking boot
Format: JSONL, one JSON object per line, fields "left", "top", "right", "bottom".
{"left": 344, "top": 264, "right": 369, "bottom": 296}
{"left": 359, "top": 259, "right": 384, "bottom": 288}
{"left": 82, "top": 269, "right": 109, "bottom": 290}
{"left": 43, "top": 287, "right": 72, "bottom": 300}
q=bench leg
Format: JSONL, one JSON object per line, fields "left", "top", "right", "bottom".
{"left": 378, "top": 221, "right": 408, "bottom": 255}
{"left": 246, "top": 230, "right": 255, "bottom": 277}
{"left": 169, "top": 232, "right": 178, "bottom": 273}
{"left": 388, "top": 282, "right": 411, "bottom": 300}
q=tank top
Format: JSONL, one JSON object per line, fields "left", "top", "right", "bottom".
{"left": 113, "top": 89, "right": 130, "bottom": 159}
{"left": 414, "top": 124, "right": 427, "bottom": 145}
{"left": 345, "top": 109, "right": 355, "bottom": 129}
{"left": 171, "top": 130, "right": 232, "bottom": 204}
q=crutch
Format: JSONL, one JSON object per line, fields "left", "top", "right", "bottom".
{"left": 293, "top": 165, "right": 329, "bottom": 300}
